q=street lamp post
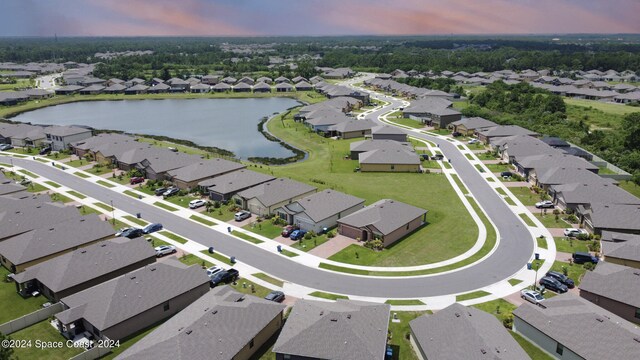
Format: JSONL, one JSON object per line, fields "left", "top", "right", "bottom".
{"left": 110, "top": 200, "right": 115, "bottom": 225}
{"left": 533, "top": 261, "right": 540, "bottom": 291}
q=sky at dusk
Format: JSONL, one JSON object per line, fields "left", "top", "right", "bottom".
{"left": 1, "top": 0, "right": 639, "bottom": 37}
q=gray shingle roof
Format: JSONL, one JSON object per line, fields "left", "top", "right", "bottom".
{"left": 236, "top": 178, "right": 316, "bottom": 208}
{"left": 0, "top": 214, "right": 114, "bottom": 266}
{"left": 273, "top": 299, "right": 390, "bottom": 360}
{"left": 359, "top": 148, "right": 420, "bottom": 165}
{"left": 350, "top": 139, "right": 412, "bottom": 153}
{"left": 166, "top": 159, "right": 245, "bottom": 183}
{"left": 338, "top": 199, "right": 427, "bottom": 236}
{"left": 450, "top": 117, "right": 498, "bottom": 131}
{"left": 115, "top": 286, "right": 285, "bottom": 360}
{"left": 56, "top": 259, "right": 209, "bottom": 330}
{"left": 555, "top": 182, "right": 640, "bottom": 208}
{"left": 12, "top": 237, "right": 155, "bottom": 293}
{"left": 0, "top": 173, "right": 26, "bottom": 195}
{"left": 579, "top": 262, "right": 640, "bottom": 308}
{"left": 402, "top": 98, "right": 453, "bottom": 113}
{"left": 371, "top": 125, "right": 405, "bottom": 135}
{"left": 44, "top": 125, "right": 91, "bottom": 137}
{"left": 513, "top": 294, "right": 640, "bottom": 360}
{"left": 478, "top": 125, "right": 538, "bottom": 139}
{"left": 537, "top": 167, "right": 612, "bottom": 186}
{"left": 410, "top": 303, "right": 530, "bottom": 360}
{"left": 601, "top": 231, "right": 640, "bottom": 262}
{"left": 198, "top": 169, "right": 275, "bottom": 195}
{"left": 327, "top": 119, "right": 376, "bottom": 133}
{"left": 282, "top": 189, "right": 364, "bottom": 223}
{"left": 516, "top": 153, "right": 598, "bottom": 172}
{"left": 0, "top": 196, "right": 81, "bottom": 240}
{"left": 584, "top": 203, "right": 640, "bottom": 231}
{"left": 493, "top": 135, "right": 561, "bottom": 159}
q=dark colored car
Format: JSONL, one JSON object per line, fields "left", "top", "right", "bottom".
{"left": 545, "top": 271, "right": 575, "bottom": 289}
{"left": 451, "top": 131, "right": 462, "bottom": 137}
{"left": 289, "top": 230, "right": 307, "bottom": 240}
{"left": 539, "top": 276, "right": 568, "bottom": 293}
{"left": 154, "top": 187, "right": 167, "bottom": 196}
{"left": 500, "top": 171, "right": 513, "bottom": 178}
{"left": 431, "top": 154, "right": 444, "bottom": 161}
{"left": 39, "top": 147, "right": 51, "bottom": 155}
{"left": 210, "top": 269, "right": 239, "bottom": 287}
{"left": 572, "top": 252, "right": 599, "bottom": 264}
{"left": 281, "top": 225, "right": 298, "bottom": 237}
{"left": 130, "top": 176, "right": 144, "bottom": 185}
{"left": 121, "top": 228, "right": 144, "bottom": 239}
{"left": 264, "top": 291, "right": 285, "bottom": 303}
{"left": 163, "top": 187, "right": 180, "bottom": 198}
{"left": 142, "top": 223, "right": 163, "bottom": 234}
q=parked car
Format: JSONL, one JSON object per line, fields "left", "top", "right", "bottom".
{"left": 142, "top": 223, "right": 163, "bottom": 234}
{"left": 210, "top": 269, "right": 239, "bottom": 287}
{"left": 115, "top": 227, "right": 134, "bottom": 237}
{"left": 467, "top": 138, "right": 480, "bottom": 144}
{"left": 155, "top": 245, "right": 177, "bottom": 257}
{"left": 431, "top": 154, "right": 444, "bottom": 161}
{"left": 563, "top": 228, "right": 588, "bottom": 238}
{"left": 545, "top": 271, "right": 575, "bottom": 288}
{"left": 264, "top": 290, "right": 285, "bottom": 303}
{"left": 0, "top": 144, "right": 13, "bottom": 151}
{"left": 281, "top": 225, "right": 298, "bottom": 237}
{"left": 520, "top": 289, "right": 545, "bottom": 305}
{"left": 18, "top": 178, "right": 31, "bottom": 186}
{"left": 121, "top": 228, "right": 144, "bottom": 239}
{"left": 535, "top": 200, "right": 554, "bottom": 209}
{"left": 500, "top": 171, "right": 513, "bottom": 178}
{"left": 289, "top": 230, "right": 307, "bottom": 240}
{"left": 189, "top": 199, "right": 206, "bottom": 209}
{"left": 38, "top": 147, "right": 51, "bottom": 155}
{"left": 234, "top": 210, "right": 251, "bottom": 222}
{"left": 420, "top": 154, "right": 430, "bottom": 161}
{"left": 129, "top": 176, "right": 145, "bottom": 185}
{"left": 451, "top": 131, "right": 462, "bottom": 137}
{"left": 154, "top": 187, "right": 167, "bottom": 196}
{"left": 162, "top": 187, "right": 180, "bottom": 198}
{"left": 572, "top": 252, "right": 599, "bottom": 265}
{"left": 539, "top": 276, "right": 568, "bottom": 293}
{"left": 206, "top": 266, "right": 223, "bottom": 277}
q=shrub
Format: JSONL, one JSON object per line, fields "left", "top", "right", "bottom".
{"left": 303, "top": 232, "right": 313, "bottom": 240}
{"left": 213, "top": 201, "right": 221, "bottom": 209}
{"left": 565, "top": 214, "right": 579, "bottom": 224}
{"left": 364, "top": 239, "right": 384, "bottom": 251}
{"left": 502, "top": 315, "right": 514, "bottom": 329}
{"left": 576, "top": 233, "right": 590, "bottom": 241}
{"left": 327, "top": 231, "right": 336, "bottom": 238}
{"left": 583, "top": 262, "right": 596, "bottom": 271}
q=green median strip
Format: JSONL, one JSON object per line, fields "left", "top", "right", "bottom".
{"left": 508, "top": 278, "right": 523, "bottom": 286}
{"left": 154, "top": 201, "right": 179, "bottom": 212}
{"left": 35, "top": 158, "right": 48, "bottom": 163}
{"left": 309, "top": 291, "right": 349, "bottom": 300}
{"left": 96, "top": 179, "right": 116, "bottom": 188}
{"left": 50, "top": 192, "right": 74, "bottom": 203}
{"left": 231, "top": 230, "right": 264, "bottom": 244}
{"left": 385, "top": 299, "right": 425, "bottom": 306}
{"left": 279, "top": 249, "right": 299, "bottom": 257}
{"left": 12, "top": 154, "right": 27, "bottom": 158}
{"left": 537, "top": 237, "right": 548, "bottom": 249}
{"left": 74, "top": 171, "right": 89, "bottom": 178}
{"left": 18, "top": 169, "right": 38, "bottom": 178}
{"left": 93, "top": 202, "right": 114, "bottom": 212}
{"left": 190, "top": 215, "right": 216, "bottom": 226}
{"left": 456, "top": 290, "right": 491, "bottom": 302}
{"left": 123, "top": 215, "right": 148, "bottom": 226}
{"left": 159, "top": 231, "right": 188, "bottom": 244}
{"left": 252, "top": 273, "right": 284, "bottom": 287}
{"left": 519, "top": 213, "right": 536, "bottom": 227}
{"left": 450, "top": 174, "right": 469, "bottom": 194}
{"left": 123, "top": 190, "right": 143, "bottom": 198}
{"left": 44, "top": 180, "right": 61, "bottom": 188}
{"left": 66, "top": 190, "right": 86, "bottom": 199}
{"left": 465, "top": 153, "right": 474, "bottom": 160}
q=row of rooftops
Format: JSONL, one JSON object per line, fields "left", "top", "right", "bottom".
{"left": 366, "top": 77, "right": 456, "bottom": 100}
{"left": 384, "top": 68, "right": 638, "bottom": 82}
{"left": 0, "top": 122, "right": 90, "bottom": 142}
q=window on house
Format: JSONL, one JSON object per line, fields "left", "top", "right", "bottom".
{"left": 249, "top": 338, "right": 254, "bottom": 348}
{"left": 406, "top": 223, "right": 410, "bottom": 230}
{"left": 283, "top": 355, "right": 291, "bottom": 360}
{"left": 163, "top": 302, "right": 170, "bottom": 311}
{"left": 391, "top": 165, "right": 395, "bottom": 170}
{"left": 635, "top": 308, "right": 640, "bottom": 319}
{"left": 556, "top": 343, "right": 564, "bottom": 355}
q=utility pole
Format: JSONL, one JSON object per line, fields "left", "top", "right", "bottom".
{"left": 110, "top": 200, "right": 115, "bottom": 225}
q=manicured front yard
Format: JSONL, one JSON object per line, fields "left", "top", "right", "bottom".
{"left": 164, "top": 194, "right": 199, "bottom": 208}
{"left": 508, "top": 187, "right": 539, "bottom": 206}
{"left": 533, "top": 213, "right": 569, "bottom": 228}
{"left": 243, "top": 221, "right": 284, "bottom": 239}
{"left": 290, "top": 235, "right": 330, "bottom": 252}
{"left": 178, "top": 253, "right": 213, "bottom": 268}
{"left": 472, "top": 298, "right": 517, "bottom": 328}
{"left": 549, "top": 260, "right": 589, "bottom": 286}
{"left": 484, "top": 163, "right": 513, "bottom": 173}
{"left": 553, "top": 237, "right": 589, "bottom": 253}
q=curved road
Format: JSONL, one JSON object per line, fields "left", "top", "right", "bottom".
{"left": 0, "top": 95, "right": 533, "bottom": 298}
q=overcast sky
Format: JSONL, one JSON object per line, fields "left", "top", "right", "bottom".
{"left": 2, "top": 0, "right": 638, "bottom": 36}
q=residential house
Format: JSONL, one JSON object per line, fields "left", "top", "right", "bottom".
{"left": 292, "top": 76, "right": 307, "bottom": 83}
{"left": 211, "top": 82, "right": 232, "bottom": 92}
{"left": 410, "top": 303, "right": 530, "bottom": 360}
{"left": 115, "top": 286, "right": 286, "bottom": 360}
{"left": 322, "top": 67, "right": 355, "bottom": 79}
{"left": 601, "top": 231, "right": 640, "bottom": 269}
{"left": 233, "top": 82, "right": 252, "bottom": 93}
{"left": 12, "top": 237, "right": 156, "bottom": 302}
{"left": 0, "top": 173, "right": 26, "bottom": 196}
{"left": 0, "top": 196, "right": 81, "bottom": 241}
{"left": 199, "top": 169, "right": 275, "bottom": 202}
{"left": 338, "top": 199, "right": 427, "bottom": 247}
{"left": 402, "top": 98, "right": 453, "bottom": 118}
{"left": 491, "top": 135, "right": 560, "bottom": 163}
{"left": 274, "top": 76, "right": 290, "bottom": 84}
{"left": 514, "top": 153, "right": 598, "bottom": 181}
{"left": 0, "top": 214, "right": 114, "bottom": 273}
{"left": 70, "top": 133, "right": 137, "bottom": 159}
{"left": 359, "top": 148, "right": 421, "bottom": 172}
{"left": 147, "top": 83, "right": 170, "bottom": 94}
{"left": 222, "top": 76, "right": 237, "bottom": 84}
{"left": 136, "top": 149, "right": 203, "bottom": 181}
{"left": 44, "top": 125, "right": 93, "bottom": 151}
{"left": 256, "top": 76, "right": 272, "bottom": 84}
{"left": 238, "top": 76, "right": 255, "bottom": 85}
{"left": 513, "top": 293, "right": 640, "bottom": 360}
{"left": 166, "top": 78, "right": 190, "bottom": 92}
{"left": 449, "top": 117, "right": 498, "bottom": 136}
{"left": 370, "top": 125, "right": 407, "bottom": 142}
{"left": 579, "top": 262, "right": 640, "bottom": 324}
{"left": 201, "top": 75, "right": 220, "bottom": 85}
{"left": 165, "top": 159, "right": 245, "bottom": 190}
{"left": 233, "top": 178, "right": 317, "bottom": 217}
{"left": 55, "top": 259, "right": 210, "bottom": 342}
{"left": 349, "top": 139, "right": 411, "bottom": 160}
{"left": 104, "top": 84, "right": 126, "bottom": 94}
{"left": 276, "top": 189, "right": 365, "bottom": 233}
{"left": 424, "top": 107, "right": 462, "bottom": 129}
{"left": 294, "top": 81, "right": 313, "bottom": 91}
{"left": 0, "top": 123, "right": 46, "bottom": 148}
{"left": 253, "top": 82, "right": 272, "bottom": 93}
{"left": 78, "top": 84, "right": 105, "bottom": 95}
{"left": 275, "top": 83, "right": 294, "bottom": 92}
{"left": 552, "top": 182, "right": 640, "bottom": 213}
{"left": 535, "top": 167, "right": 612, "bottom": 190}
{"left": 124, "top": 84, "right": 149, "bottom": 95}
{"left": 272, "top": 299, "right": 390, "bottom": 360}
{"left": 189, "top": 83, "right": 210, "bottom": 93}
{"left": 581, "top": 203, "right": 640, "bottom": 235}
{"left": 327, "top": 119, "right": 375, "bottom": 139}
{"left": 477, "top": 125, "right": 539, "bottom": 144}
{"left": 304, "top": 110, "right": 352, "bottom": 133}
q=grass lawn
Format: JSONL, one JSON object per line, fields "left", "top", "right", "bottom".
{"left": 77, "top": 205, "right": 101, "bottom": 216}
{"left": 123, "top": 215, "right": 148, "bottom": 226}
{"left": 553, "top": 237, "right": 589, "bottom": 253}
{"left": 508, "top": 187, "right": 539, "bottom": 206}
{"left": 229, "top": 279, "right": 273, "bottom": 299}
{"left": 597, "top": 166, "right": 617, "bottom": 175}
{"left": 10, "top": 320, "right": 83, "bottom": 360}
{"left": 96, "top": 179, "right": 116, "bottom": 188}
{"left": 200, "top": 207, "right": 236, "bottom": 222}
{"left": 25, "top": 182, "right": 48, "bottom": 193}
{"left": 476, "top": 151, "right": 498, "bottom": 160}
{"left": 533, "top": 213, "right": 567, "bottom": 228}
{"left": 472, "top": 298, "right": 517, "bottom": 327}
{"left": 518, "top": 213, "right": 536, "bottom": 227}
{"left": 200, "top": 250, "right": 233, "bottom": 265}
{"left": 259, "top": 109, "right": 479, "bottom": 267}
{"left": 178, "top": 253, "right": 213, "bottom": 268}
{"left": 164, "top": 194, "right": 199, "bottom": 208}
{"left": 537, "top": 237, "right": 548, "bottom": 249}
{"left": 108, "top": 174, "right": 132, "bottom": 185}
{"left": 565, "top": 99, "right": 637, "bottom": 130}
{"left": 549, "top": 260, "right": 589, "bottom": 286}
{"left": 44, "top": 180, "right": 61, "bottom": 188}
{"left": 619, "top": 180, "right": 640, "bottom": 198}
{"left": 386, "top": 116, "right": 424, "bottom": 129}
{"left": 279, "top": 249, "right": 299, "bottom": 257}
{"left": 252, "top": 273, "right": 284, "bottom": 287}
{"left": 231, "top": 230, "right": 264, "bottom": 244}
{"left": 456, "top": 290, "right": 490, "bottom": 302}
{"left": 159, "top": 231, "right": 189, "bottom": 244}
{"left": 74, "top": 171, "right": 89, "bottom": 178}
{"left": 154, "top": 201, "right": 179, "bottom": 212}
{"left": 100, "top": 323, "right": 163, "bottom": 360}
{"left": 66, "top": 190, "right": 86, "bottom": 199}
{"left": 18, "top": 169, "right": 38, "bottom": 178}
{"left": 485, "top": 163, "right": 513, "bottom": 173}
{"left": 123, "top": 189, "right": 143, "bottom": 198}
{"left": 450, "top": 174, "right": 469, "bottom": 194}
{"left": 290, "top": 235, "right": 330, "bottom": 252}
{"left": 50, "top": 192, "right": 74, "bottom": 203}
{"left": 85, "top": 165, "right": 114, "bottom": 176}
{"left": 0, "top": 268, "right": 47, "bottom": 324}
{"left": 309, "top": 291, "right": 349, "bottom": 300}
{"left": 190, "top": 215, "right": 216, "bottom": 226}
{"left": 510, "top": 331, "right": 554, "bottom": 360}
{"left": 508, "top": 278, "right": 523, "bottom": 286}
{"left": 94, "top": 202, "right": 114, "bottom": 212}
{"left": 385, "top": 299, "right": 425, "bottom": 306}
{"left": 65, "top": 158, "right": 91, "bottom": 168}
{"left": 388, "top": 311, "right": 431, "bottom": 360}
{"left": 243, "top": 221, "right": 284, "bottom": 239}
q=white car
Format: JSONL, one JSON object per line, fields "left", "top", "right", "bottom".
{"left": 521, "top": 289, "right": 545, "bottom": 305}
{"left": 155, "top": 245, "right": 177, "bottom": 257}
{"left": 206, "top": 266, "right": 223, "bottom": 277}
{"left": 234, "top": 210, "right": 251, "bottom": 221}
{"left": 189, "top": 199, "right": 206, "bottom": 209}
{"left": 467, "top": 138, "right": 480, "bottom": 144}
{"left": 564, "top": 228, "right": 588, "bottom": 237}
{"left": 535, "top": 200, "right": 554, "bottom": 209}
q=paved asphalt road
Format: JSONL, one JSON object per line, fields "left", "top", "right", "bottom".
{"left": 0, "top": 101, "right": 533, "bottom": 298}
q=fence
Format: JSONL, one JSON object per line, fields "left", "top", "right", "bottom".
{"left": 0, "top": 302, "right": 64, "bottom": 334}
{"left": 69, "top": 345, "right": 112, "bottom": 360}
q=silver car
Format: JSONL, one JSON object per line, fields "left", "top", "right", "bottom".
{"left": 154, "top": 245, "right": 176, "bottom": 257}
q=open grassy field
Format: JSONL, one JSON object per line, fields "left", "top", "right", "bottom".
{"left": 565, "top": 99, "right": 639, "bottom": 130}
{"left": 257, "top": 109, "right": 478, "bottom": 267}
{"left": 620, "top": 180, "right": 640, "bottom": 198}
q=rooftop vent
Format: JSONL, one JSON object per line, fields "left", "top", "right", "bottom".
{"left": 186, "top": 330, "right": 192, "bottom": 335}
{"left": 330, "top": 318, "right": 338, "bottom": 322}
{"left": 596, "top": 317, "right": 604, "bottom": 323}
{"left": 480, "top": 349, "right": 487, "bottom": 354}
{"left": 633, "top": 337, "right": 640, "bottom": 343}
{"left": 80, "top": 250, "right": 87, "bottom": 254}
{"left": 455, "top": 313, "right": 460, "bottom": 318}
{"left": 130, "top": 276, "right": 136, "bottom": 280}
{"left": 347, "top": 314, "right": 352, "bottom": 319}
{"left": 178, "top": 327, "right": 183, "bottom": 332}
{"left": 150, "top": 268, "right": 156, "bottom": 272}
